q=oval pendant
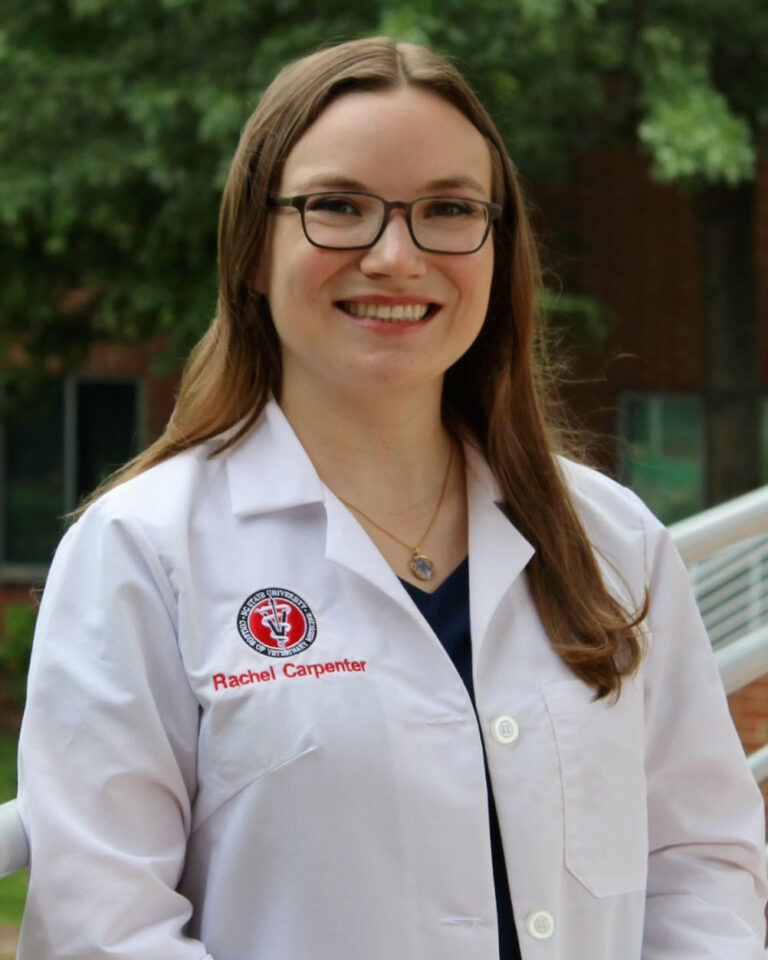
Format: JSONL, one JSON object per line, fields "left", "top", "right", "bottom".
{"left": 410, "top": 552, "right": 435, "bottom": 581}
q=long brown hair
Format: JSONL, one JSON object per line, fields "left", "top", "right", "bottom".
{"left": 86, "top": 37, "right": 645, "bottom": 699}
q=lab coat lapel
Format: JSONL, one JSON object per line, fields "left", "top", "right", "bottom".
{"left": 226, "top": 402, "right": 533, "bottom": 623}
{"left": 226, "top": 400, "right": 414, "bottom": 613}
{"left": 465, "top": 443, "right": 535, "bottom": 654}
{"left": 323, "top": 491, "right": 413, "bottom": 612}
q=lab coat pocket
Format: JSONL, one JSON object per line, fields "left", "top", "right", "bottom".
{"left": 196, "top": 677, "right": 322, "bottom": 829}
{"left": 543, "top": 678, "right": 648, "bottom": 897}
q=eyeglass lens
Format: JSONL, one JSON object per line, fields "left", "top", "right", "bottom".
{"left": 302, "top": 193, "right": 490, "bottom": 252}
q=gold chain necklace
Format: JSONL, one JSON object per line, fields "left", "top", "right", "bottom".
{"left": 338, "top": 444, "right": 454, "bottom": 582}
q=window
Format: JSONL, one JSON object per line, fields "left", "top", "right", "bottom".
{"left": 74, "top": 381, "right": 141, "bottom": 503}
{"left": 621, "top": 394, "right": 768, "bottom": 525}
{"left": 620, "top": 393, "right": 705, "bottom": 524}
{"left": 0, "top": 377, "right": 142, "bottom": 572}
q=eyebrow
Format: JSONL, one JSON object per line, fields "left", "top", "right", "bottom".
{"left": 289, "top": 174, "right": 489, "bottom": 196}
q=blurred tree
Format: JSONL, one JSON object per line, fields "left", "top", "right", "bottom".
{"left": 1, "top": 0, "right": 766, "bottom": 502}
{"left": 0, "top": 0, "right": 385, "bottom": 400}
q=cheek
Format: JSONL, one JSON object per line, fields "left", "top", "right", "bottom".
{"left": 265, "top": 249, "right": 309, "bottom": 320}
{"left": 266, "top": 247, "right": 346, "bottom": 341}
{"left": 462, "top": 255, "right": 494, "bottom": 344}
{"left": 261, "top": 218, "right": 313, "bottom": 303}
{"left": 458, "top": 249, "right": 494, "bottom": 311}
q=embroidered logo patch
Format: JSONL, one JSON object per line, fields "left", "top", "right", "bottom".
{"left": 237, "top": 587, "right": 317, "bottom": 658}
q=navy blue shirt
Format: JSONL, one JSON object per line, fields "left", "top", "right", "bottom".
{"left": 401, "top": 559, "right": 522, "bottom": 960}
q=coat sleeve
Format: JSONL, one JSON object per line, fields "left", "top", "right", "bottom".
{"left": 638, "top": 504, "right": 768, "bottom": 959}
{"left": 16, "top": 500, "right": 213, "bottom": 959}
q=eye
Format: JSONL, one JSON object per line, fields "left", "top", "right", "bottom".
{"left": 305, "top": 194, "right": 362, "bottom": 216}
{"left": 422, "top": 198, "right": 479, "bottom": 219}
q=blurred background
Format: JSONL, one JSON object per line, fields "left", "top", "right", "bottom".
{"left": 1, "top": 0, "right": 767, "bottom": 947}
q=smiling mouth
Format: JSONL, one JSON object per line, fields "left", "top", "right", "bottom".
{"left": 337, "top": 301, "right": 438, "bottom": 322}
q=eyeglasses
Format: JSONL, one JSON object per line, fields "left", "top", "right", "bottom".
{"left": 267, "top": 191, "right": 502, "bottom": 254}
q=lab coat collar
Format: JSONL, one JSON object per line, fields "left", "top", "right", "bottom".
{"left": 464, "top": 442, "right": 535, "bottom": 650}
{"left": 226, "top": 401, "right": 535, "bottom": 637}
{"left": 226, "top": 401, "right": 326, "bottom": 516}
{"left": 225, "top": 401, "right": 422, "bottom": 613}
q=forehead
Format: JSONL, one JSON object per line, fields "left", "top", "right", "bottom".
{"left": 279, "top": 87, "right": 493, "bottom": 197}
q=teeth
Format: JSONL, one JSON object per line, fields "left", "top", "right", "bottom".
{"left": 342, "top": 301, "right": 430, "bottom": 321}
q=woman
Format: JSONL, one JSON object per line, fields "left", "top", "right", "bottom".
{"left": 17, "top": 36, "right": 767, "bottom": 959}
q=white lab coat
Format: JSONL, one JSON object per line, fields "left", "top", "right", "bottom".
{"left": 17, "top": 400, "right": 768, "bottom": 960}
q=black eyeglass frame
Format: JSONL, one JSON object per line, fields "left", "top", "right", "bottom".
{"left": 267, "top": 191, "right": 503, "bottom": 254}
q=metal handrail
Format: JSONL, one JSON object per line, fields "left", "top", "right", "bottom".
{"left": 669, "top": 485, "right": 768, "bottom": 565}
{"left": 688, "top": 533, "right": 768, "bottom": 648}
{"left": 691, "top": 537, "right": 768, "bottom": 593}
{"left": 714, "top": 627, "right": 768, "bottom": 696}
{"left": 0, "top": 798, "right": 27, "bottom": 880}
{"left": 706, "top": 595, "right": 768, "bottom": 647}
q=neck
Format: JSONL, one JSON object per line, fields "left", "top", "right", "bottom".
{"left": 278, "top": 377, "right": 452, "bottom": 507}
{"left": 277, "top": 376, "right": 468, "bottom": 591}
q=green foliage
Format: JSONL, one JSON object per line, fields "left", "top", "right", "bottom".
{"left": 0, "top": 0, "right": 385, "bottom": 392}
{"left": 410, "top": 0, "right": 767, "bottom": 188}
{"left": 0, "top": 729, "right": 26, "bottom": 926}
{"left": 0, "top": 868, "right": 27, "bottom": 927}
{"left": 377, "top": 6, "right": 429, "bottom": 45}
{"left": 0, "top": 731, "right": 19, "bottom": 802}
{"left": 0, "top": 604, "right": 37, "bottom": 708}
{"left": 636, "top": 26, "right": 756, "bottom": 186}
{"left": 404, "top": 0, "right": 615, "bottom": 175}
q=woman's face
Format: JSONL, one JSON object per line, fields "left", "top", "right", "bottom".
{"left": 259, "top": 86, "right": 495, "bottom": 408}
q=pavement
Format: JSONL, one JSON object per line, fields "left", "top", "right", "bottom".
{"left": 0, "top": 923, "right": 18, "bottom": 958}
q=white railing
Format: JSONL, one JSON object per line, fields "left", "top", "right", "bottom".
{"left": 713, "top": 626, "right": 768, "bottom": 696}
{"left": 0, "top": 798, "right": 27, "bottom": 880}
{"left": 670, "top": 485, "right": 768, "bottom": 710}
{"left": 688, "top": 535, "right": 768, "bottom": 648}
{"left": 670, "top": 485, "right": 768, "bottom": 566}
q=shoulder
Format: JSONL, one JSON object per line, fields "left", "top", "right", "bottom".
{"left": 556, "top": 457, "right": 652, "bottom": 527}
{"left": 82, "top": 443, "right": 217, "bottom": 534}
{"left": 558, "top": 457, "right": 650, "bottom": 532}
{"left": 557, "top": 457, "right": 670, "bottom": 593}
{"left": 60, "top": 435, "right": 233, "bottom": 573}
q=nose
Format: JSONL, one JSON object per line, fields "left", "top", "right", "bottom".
{"left": 358, "top": 210, "right": 427, "bottom": 279}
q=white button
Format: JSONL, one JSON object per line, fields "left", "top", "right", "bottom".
{"left": 490, "top": 715, "right": 519, "bottom": 744}
{"left": 526, "top": 909, "right": 555, "bottom": 940}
